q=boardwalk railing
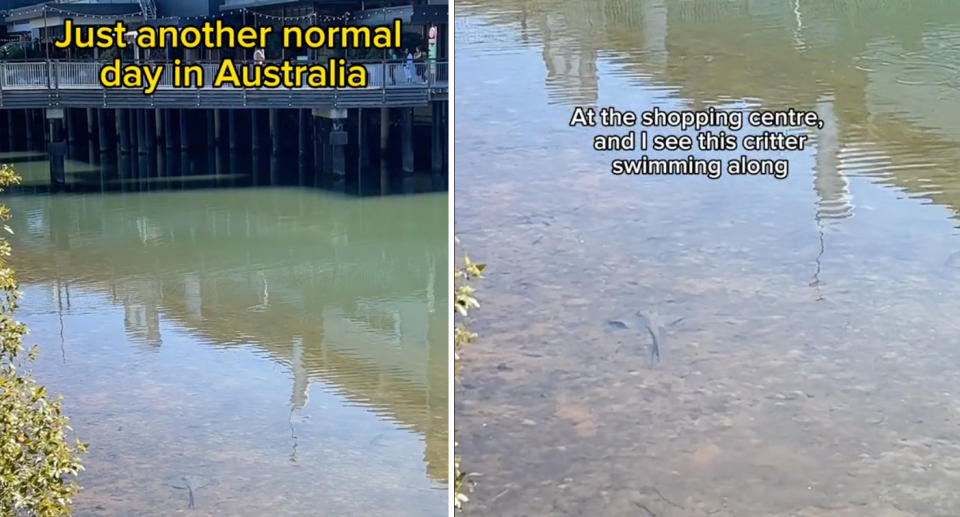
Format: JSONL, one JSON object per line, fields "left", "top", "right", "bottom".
{"left": 0, "top": 60, "right": 449, "bottom": 91}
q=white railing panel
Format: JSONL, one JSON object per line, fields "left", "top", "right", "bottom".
{"left": 0, "top": 61, "right": 448, "bottom": 91}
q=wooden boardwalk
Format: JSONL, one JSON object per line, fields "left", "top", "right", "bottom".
{"left": 0, "top": 60, "right": 448, "bottom": 109}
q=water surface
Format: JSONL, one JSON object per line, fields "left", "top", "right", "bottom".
{"left": 6, "top": 187, "right": 447, "bottom": 516}
{"left": 455, "top": 1, "right": 960, "bottom": 515}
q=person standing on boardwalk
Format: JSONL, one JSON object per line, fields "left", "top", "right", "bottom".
{"left": 404, "top": 48, "right": 414, "bottom": 83}
{"left": 414, "top": 47, "right": 425, "bottom": 82}
{"left": 388, "top": 48, "right": 399, "bottom": 85}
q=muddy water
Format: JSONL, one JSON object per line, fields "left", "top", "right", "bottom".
{"left": 5, "top": 188, "right": 447, "bottom": 516}
{"left": 455, "top": 1, "right": 960, "bottom": 515}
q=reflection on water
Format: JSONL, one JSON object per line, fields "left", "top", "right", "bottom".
{"left": 456, "top": 1, "right": 960, "bottom": 515}
{"left": 7, "top": 188, "right": 447, "bottom": 516}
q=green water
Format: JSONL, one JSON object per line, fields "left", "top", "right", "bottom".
{"left": 6, "top": 187, "right": 448, "bottom": 516}
{"left": 456, "top": 1, "right": 960, "bottom": 515}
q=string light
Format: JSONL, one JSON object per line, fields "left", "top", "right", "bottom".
{"left": 0, "top": 6, "right": 355, "bottom": 24}
{"left": 0, "top": 4, "right": 446, "bottom": 26}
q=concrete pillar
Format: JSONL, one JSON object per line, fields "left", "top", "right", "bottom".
{"left": 401, "top": 107, "right": 414, "bottom": 173}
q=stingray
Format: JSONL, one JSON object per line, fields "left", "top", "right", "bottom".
{"left": 166, "top": 475, "right": 212, "bottom": 509}
{"left": 606, "top": 311, "right": 684, "bottom": 363}
{"left": 944, "top": 251, "right": 960, "bottom": 275}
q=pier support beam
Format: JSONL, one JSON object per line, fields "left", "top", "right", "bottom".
{"left": 380, "top": 108, "right": 390, "bottom": 157}
{"left": 298, "top": 109, "right": 309, "bottom": 184}
{"left": 25, "top": 109, "right": 34, "bottom": 148}
{"left": 127, "top": 109, "right": 138, "bottom": 154}
{"left": 206, "top": 110, "right": 216, "bottom": 176}
{"left": 228, "top": 110, "right": 237, "bottom": 153}
{"left": 431, "top": 102, "right": 444, "bottom": 175}
{"left": 214, "top": 109, "right": 223, "bottom": 148}
{"left": 164, "top": 109, "right": 175, "bottom": 151}
{"left": 67, "top": 108, "right": 79, "bottom": 151}
{"left": 98, "top": 110, "right": 109, "bottom": 153}
{"left": 180, "top": 109, "right": 190, "bottom": 152}
{"left": 136, "top": 109, "right": 147, "bottom": 155}
{"left": 228, "top": 110, "right": 237, "bottom": 175}
{"left": 46, "top": 108, "right": 66, "bottom": 191}
{"left": 401, "top": 107, "right": 414, "bottom": 174}
{"left": 269, "top": 109, "right": 279, "bottom": 154}
{"left": 357, "top": 108, "right": 370, "bottom": 191}
{"left": 6, "top": 110, "right": 14, "bottom": 149}
{"left": 206, "top": 110, "right": 215, "bottom": 149}
{"left": 145, "top": 110, "right": 157, "bottom": 153}
{"left": 313, "top": 108, "right": 348, "bottom": 183}
{"left": 251, "top": 109, "right": 260, "bottom": 154}
{"left": 118, "top": 109, "right": 130, "bottom": 153}
{"left": 153, "top": 109, "right": 162, "bottom": 149}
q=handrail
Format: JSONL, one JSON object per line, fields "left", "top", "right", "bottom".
{"left": 0, "top": 60, "right": 449, "bottom": 91}
{"left": 139, "top": 0, "right": 158, "bottom": 20}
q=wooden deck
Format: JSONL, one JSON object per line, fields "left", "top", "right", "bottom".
{"left": 0, "top": 60, "right": 448, "bottom": 109}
